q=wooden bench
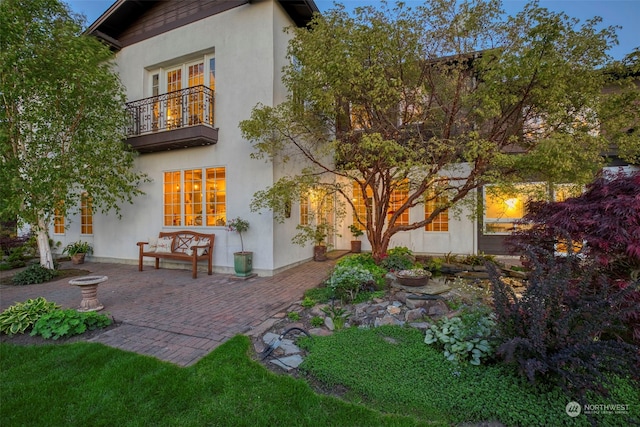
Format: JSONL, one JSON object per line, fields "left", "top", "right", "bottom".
{"left": 137, "top": 231, "right": 215, "bottom": 279}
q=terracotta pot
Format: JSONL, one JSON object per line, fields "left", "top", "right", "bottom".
{"left": 350, "top": 240, "right": 361, "bottom": 253}
{"left": 71, "top": 253, "right": 86, "bottom": 265}
{"left": 313, "top": 245, "right": 327, "bottom": 261}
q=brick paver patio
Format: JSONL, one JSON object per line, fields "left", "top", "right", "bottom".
{"left": 0, "top": 258, "right": 338, "bottom": 366}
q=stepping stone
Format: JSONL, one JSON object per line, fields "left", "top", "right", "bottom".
{"left": 270, "top": 355, "right": 304, "bottom": 371}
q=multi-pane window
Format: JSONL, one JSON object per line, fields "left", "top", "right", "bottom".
{"left": 163, "top": 168, "right": 226, "bottom": 227}
{"left": 187, "top": 62, "right": 204, "bottom": 124}
{"left": 53, "top": 206, "right": 65, "bottom": 234}
{"left": 352, "top": 184, "right": 371, "bottom": 229}
{"left": 166, "top": 68, "right": 182, "bottom": 128}
{"left": 300, "top": 196, "right": 311, "bottom": 225}
{"left": 81, "top": 193, "right": 93, "bottom": 235}
{"left": 425, "top": 188, "right": 448, "bottom": 232}
{"left": 164, "top": 171, "right": 182, "bottom": 226}
{"left": 388, "top": 181, "right": 409, "bottom": 226}
{"left": 351, "top": 182, "right": 409, "bottom": 227}
{"left": 205, "top": 168, "right": 226, "bottom": 226}
{"left": 148, "top": 55, "right": 215, "bottom": 129}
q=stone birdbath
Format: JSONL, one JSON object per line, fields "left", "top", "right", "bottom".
{"left": 69, "top": 275, "right": 108, "bottom": 312}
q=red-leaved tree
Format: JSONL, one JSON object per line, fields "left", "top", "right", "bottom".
{"left": 507, "top": 169, "right": 640, "bottom": 343}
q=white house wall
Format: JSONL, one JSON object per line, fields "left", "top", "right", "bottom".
{"left": 53, "top": 1, "right": 308, "bottom": 275}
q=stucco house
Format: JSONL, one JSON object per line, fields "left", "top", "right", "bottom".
{"left": 51, "top": 0, "right": 329, "bottom": 276}
{"left": 50, "top": 0, "right": 637, "bottom": 275}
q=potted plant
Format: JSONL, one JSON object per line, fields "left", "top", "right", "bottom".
{"left": 348, "top": 224, "right": 364, "bottom": 253}
{"left": 63, "top": 241, "right": 93, "bottom": 265}
{"left": 292, "top": 223, "right": 331, "bottom": 261}
{"left": 227, "top": 217, "right": 253, "bottom": 277}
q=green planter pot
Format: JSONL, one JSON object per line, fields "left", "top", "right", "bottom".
{"left": 234, "top": 252, "right": 253, "bottom": 277}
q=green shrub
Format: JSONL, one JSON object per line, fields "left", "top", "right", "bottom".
{"left": 12, "top": 264, "right": 57, "bottom": 285}
{"left": 336, "top": 253, "right": 387, "bottom": 288}
{"left": 4, "top": 246, "right": 27, "bottom": 269}
{"left": 301, "top": 296, "right": 316, "bottom": 308}
{"left": 326, "top": 264, "right": 375, "bottom": 303}
{"left": 424, "top": 257, "right": 444, "bottom": 273}
{"left": 310, "top": 316, "right": 324, "bottom": 327}
{"left": 303, "top": 286, "right": 333, "bottom": 304}
{"left": 0, "top": 297, "right": 60, "bottom": 335}
{"left": 287, "top": 311, "right": 300, "bottom": 321}
{"left": 30, "top": 309, "right": 112, "bottom": 340}
{"left": 379, "top": 246, "right": 414, "bottom": 272}
{"left": 321, "top": 304, "right": 350, "bottom": 330}
{"left": 424, "top": 308, "right": 497, "bottom": 365}
{"left": 461, "top": 253, "right": 497, "bottom": 266}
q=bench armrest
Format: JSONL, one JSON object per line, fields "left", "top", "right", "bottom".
{"left": 136, "top": 241, "right": 149, "bottom": 247}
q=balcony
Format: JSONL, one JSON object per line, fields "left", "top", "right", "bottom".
{"left": 125, "top": 85, "right": 218, "bottom": 153}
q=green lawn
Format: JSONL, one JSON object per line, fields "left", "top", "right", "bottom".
{"left": 0, "top": 335, "right": 429, "bottom": 427}
{"left": 2, "top": 328, "right": 638, "bottom": 426}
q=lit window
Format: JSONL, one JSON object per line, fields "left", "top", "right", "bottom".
{"left": 54, "top": 205, "right": 65, "bottom": 234}
{"left": 483, "top": 184, "right": 543, "bottom": 234}
{"left": 205, "top": 167, "right": 226, "bottom": 226}
{"left": 81, "top": 194, "right": 93, "bottom": 235}
{"left": 352, "top": 183, "right": 372, "bottom": 228}
{"left": 163, "top": 167, "right": 226, "bottom": 227}
{"left": 425, "top": 187, "right": 448, "bottom": 232}
{"left": 300, "top": 195, "right": 311, "bottom": 225}
{"left": 388, "top": 180, "right": 409, "bottom": 226}
{"left": 350, "top": 104, "right": 371, "bottom": 131}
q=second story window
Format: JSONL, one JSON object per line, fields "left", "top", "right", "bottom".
{"left": 128, "top": 54, "right": 215, "bottom": 136}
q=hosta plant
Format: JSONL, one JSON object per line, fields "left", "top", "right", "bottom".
{"left": 0, "top": 297, "right": 60, "bottom": 335}
{"left": 30, "top": 309, "right": 112, "bottom": 340}
{"left": 425, "top": 308, "right": 497, "bottom": 365}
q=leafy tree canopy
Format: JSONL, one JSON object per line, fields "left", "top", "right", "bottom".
{"left": 0, "top": 0, "right": 148, "bottom": 267}
{"left": 240, "top": 0, "right": 632, "bottom": 259}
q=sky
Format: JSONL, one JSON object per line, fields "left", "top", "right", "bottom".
{"left": 66, "top": 0, "right": 639, "bottom": 60}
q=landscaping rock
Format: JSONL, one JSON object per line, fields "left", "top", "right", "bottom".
{"left": 426, "top": 300, "right": 449, "bottom": 318}
{"left": 324, "top": 316, "right": 335, "bottom": 331}
{"left": 270, "top": 354, "right": 304, "bottom": 371}
{"left": 405, "top": 308, "right": 426, "bottom": 322}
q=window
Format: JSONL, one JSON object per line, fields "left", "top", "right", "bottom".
{"left": 425, "top": 188, "right": 448, "bottom": 232}
{"left": 300, "top": 195, "right": 311, "bottom": 225}
{"left": 81, "top": 194, "right": 93, "bottom": 235}
{"left": 483, "top": 187, "right": 528, "bottom": 234}
{"left": 483, "top": 183, "right": 582, "bottom": 235}
{"left": 352, "top": 182, "right": 409, "bottom": 227}
{"left": 349, "top": 104, "right": 371, "bottom": 131}
{"left": 388, "top": 180, "right": 409, "bottom": 226}
{"left": 54, "top": 206, "right": 65, "bottom": 234}
{"left": 163, "top": 167, "right": 226, "bottom": 227}
{"left": 148, "top": 54, "right": 215, "bottom": 128}
{"left": 483, "top": 184, "right": 547, "bottom": 234}
{"left": 352, "top": 183, "right": 372, "bottom": 229}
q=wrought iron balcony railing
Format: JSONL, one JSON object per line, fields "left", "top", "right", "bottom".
{"left": 125, "top": 85, "right": 214, "bottom": 137}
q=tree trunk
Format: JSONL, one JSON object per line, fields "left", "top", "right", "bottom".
{"left": 36, "top": 218, "right": 54, "bottom": 269}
